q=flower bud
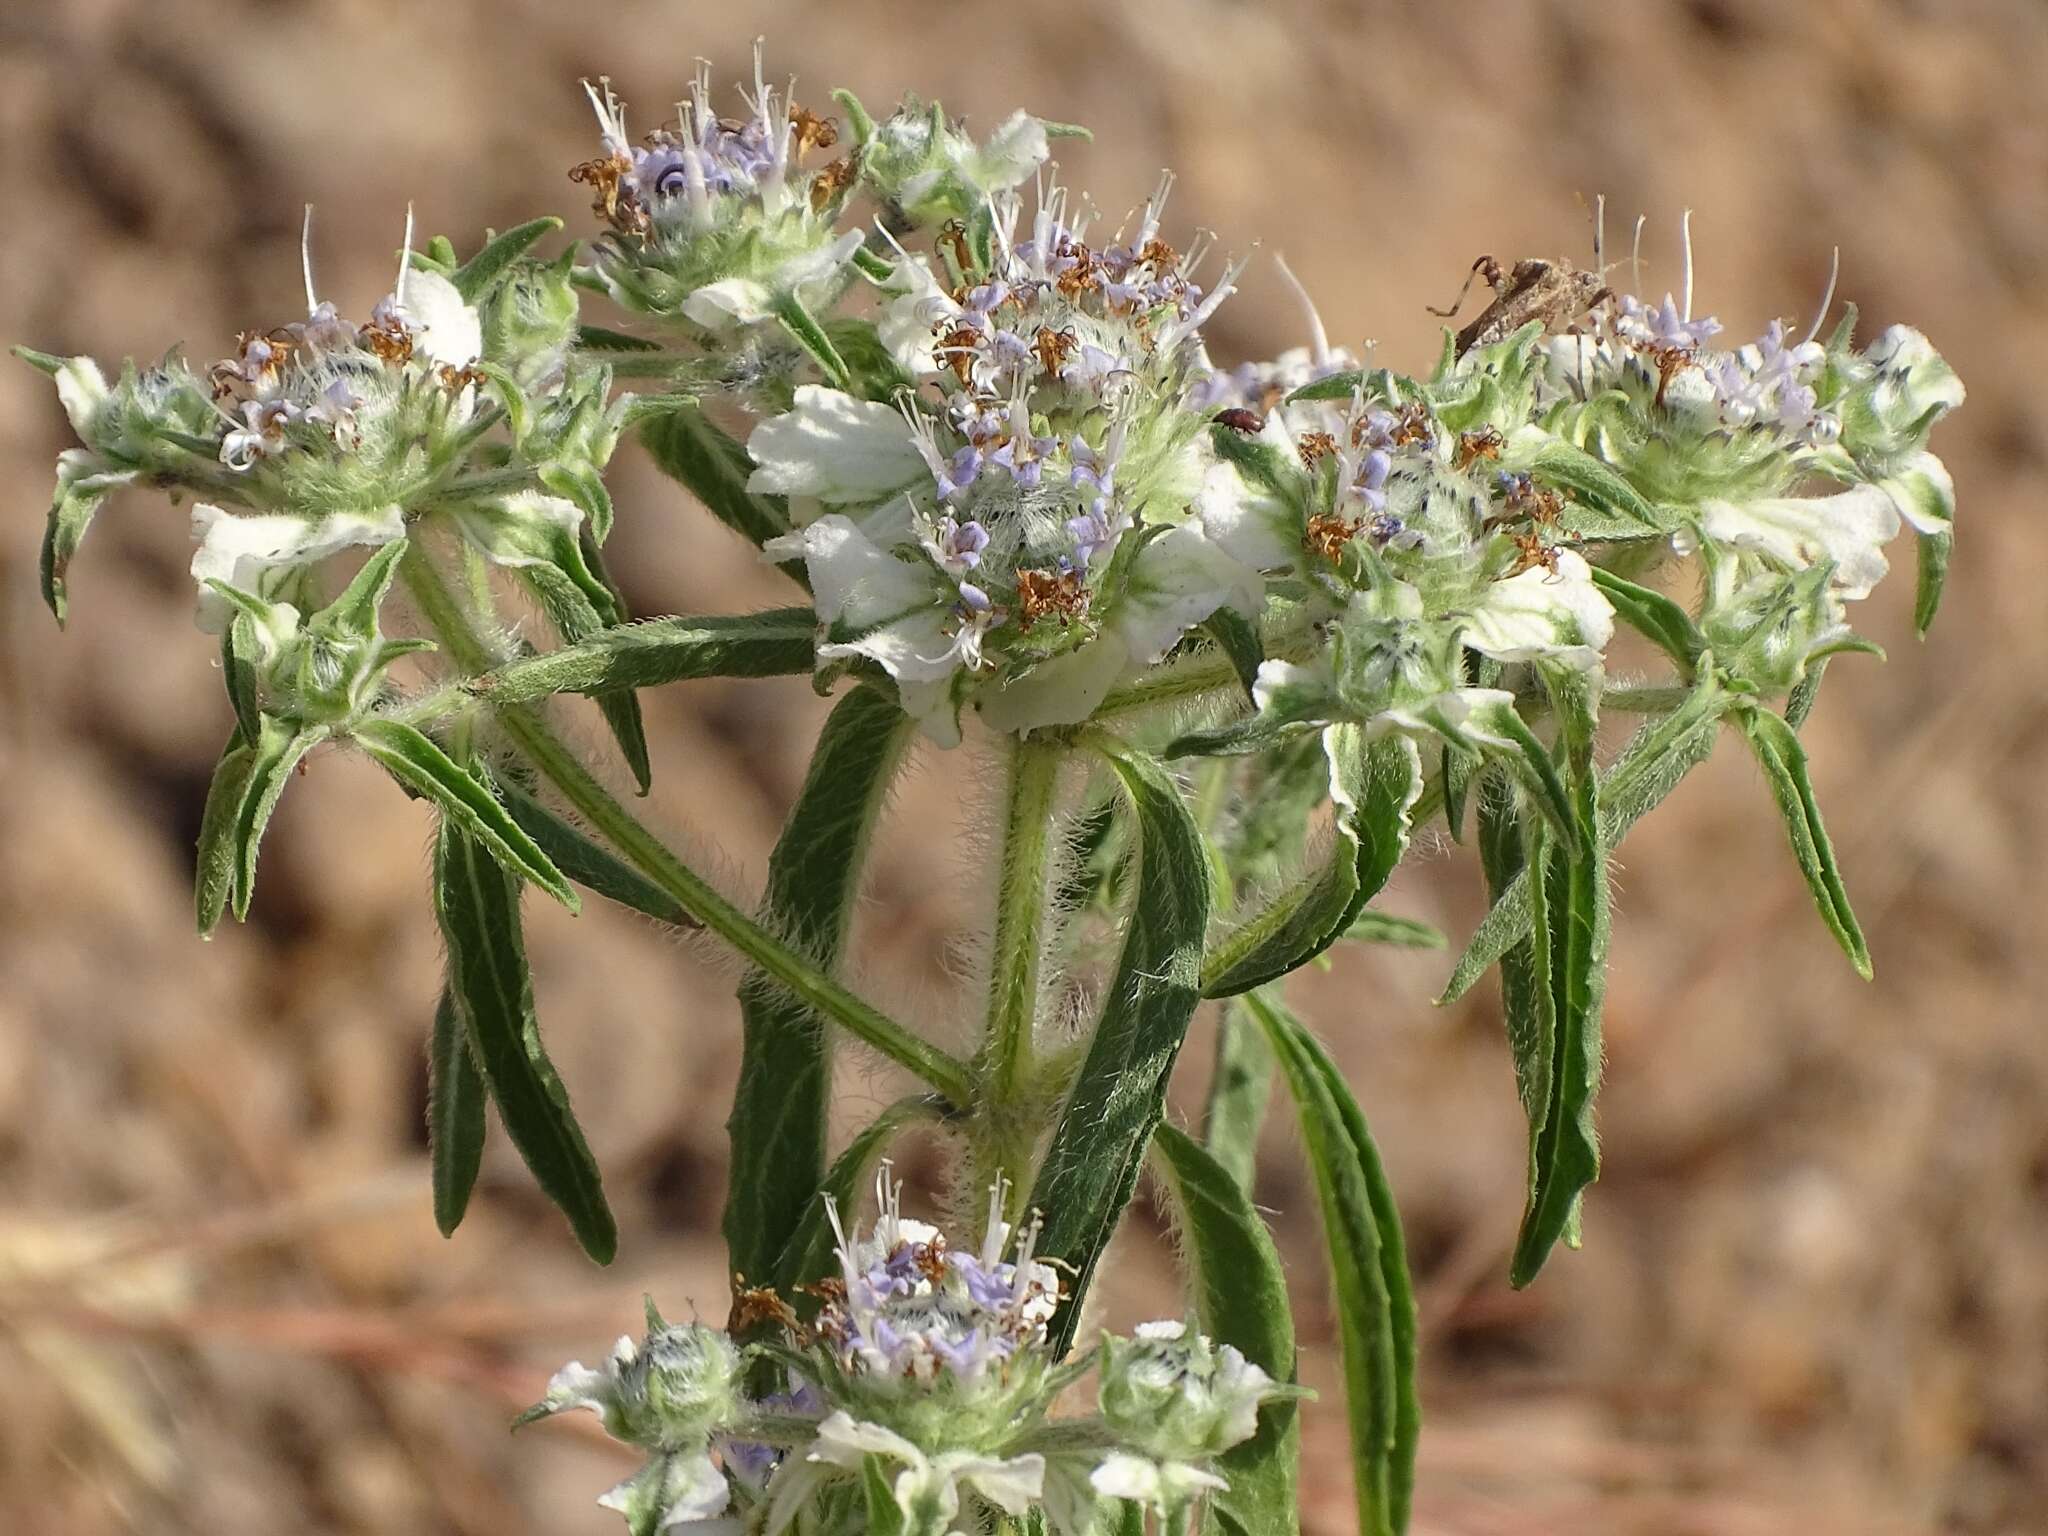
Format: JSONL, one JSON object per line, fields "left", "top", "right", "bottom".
{"left": 1097, "top": 1321, "right": 1288, "bottom": 1461}
{"left": 524, "top": 1318, "right": 743, "bottom": 1454}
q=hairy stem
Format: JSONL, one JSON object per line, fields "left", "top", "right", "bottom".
{"left": 398, "top": 545, "right": 974, "bottom": 1104}
{"left": 983, "top": 737, "right": 1064, "bottom": 1103}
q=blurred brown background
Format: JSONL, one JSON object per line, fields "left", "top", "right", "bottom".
{"left": 2, "top": 2, "right": 2043, "bottom": 1532}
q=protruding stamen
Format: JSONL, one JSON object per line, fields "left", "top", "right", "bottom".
{"left": 1631, "top": 214, "right": 1646, "bottom": 296}
{"left": 300, "top": 205, "right": 319, "bottom": 315}
{"left": 1273, "top": 251, "right": 1331, "bottom": 367}
{"left": 1802, "top": 246, "right": 1841, "bottom": 347}
{"left": 394, "top": 203, "right": 416, "bottom": 308}
{"left": 1680, "top": 208, "right": 1696, "bottom": 322}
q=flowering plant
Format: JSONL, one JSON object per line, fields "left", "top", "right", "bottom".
{"left": 18, "top": 46, "right": 1963, "bottom": 1536}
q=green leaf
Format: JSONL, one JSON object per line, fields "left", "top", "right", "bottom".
{"left": 862, "top": 1455, "right": 908, "bottom": 1536}
{"left": 450, "top": 217, "right": 563, "bottom": 304}
{"left": 772, "top": 1095, "right": 947, "bottom": 1303}
{"left": 725, "top": 687, "right": 915, "bottom": 1294}
{"left": 1914, "top": 526, "right": 1952, "bottom": 637}
{"left": 1440, "top": 680, "right": 1726, "bottom": 1005}
{"left": 640, "top": 404, "right": 800, "bottom": 567}
{"left": 434, "top": 816, "right": 615, "bottom": 1262}
{"left": 1285, "top": 370, "right": 1363, "bottom": 403}
{"left": 1202, "top": 1000, "right": 1275, "bottom": 1194}
{"left": 1202, "top": 607, "right": 1264, "bottom": 703}
{"left": 822, "top": 316, "right": 914, "bottom": 401}
{"left": 1031, "top": 742, "right": 1209, "bottom": 1359}
{"left": 1738, "top": 708, "right": 1872, "bottom": 979}
{"left": 194, "top": 733, "right": 257, "bottom": 935}
{"left": 1529, "top": 439, "right": 1660, "bottom": 529}
{"left": 1439, "top": 741, "right": 1476, "bottom": 845}
{"left": 351, "top": 718, "right": 577, "bottom": 910}
{"left": 1784, "top": 655, "right": 1830, "bottom": 733}
{"left": 1202, "top": 731, "right": 1419, "bottom": 998}
{"left": 230, "top": 716, "right": 326, "bottom": 922}
{"left": 222, "top": 620, "right": 263, "bottom": 744}
{"left": 1247, "top": 994, "right": 1417, "bottom": 1536}
{"left": 576, "top": 323, "right": 662, "bottom": 354}
{"left": 1152, "top": 1124, "right": 1301, "bottom": 1536}
{"left": 473, "top": 608, "right": 817, "bottom": 705}
{"left": 497, "top": 780, "right": 693, "bottom": 926}
{"left": 1207, "top": 424, "right": 1308, "bottom": 510}
{"left": 1590, "top": 567, "right": 1704, "bottom": 676}
{"left": 1344, "top": 910, "right": 1448, "bottom": 949}
{"left": 1508, "top": 759, "right": 1611, "bottom": 1288}
{"left": 427, "top": 985, "right": 487, "bottom": 1236}
{"left": 39, "top": 481, "right": 111, "bottom": 628}
{"left": 771, "top": 290, "right": 852, "bottom": 389}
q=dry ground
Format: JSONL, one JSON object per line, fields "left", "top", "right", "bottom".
{"left": 2, "top": 2, "right": 2045, "bottom": 1532}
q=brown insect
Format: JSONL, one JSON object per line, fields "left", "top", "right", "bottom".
{"left": 1454, "top": 426, "right": 1505, "bottom": 469}
{"left": 1428, "top": 255, "right": 1613, "bottom": 358}
{"left": 1014, "top": 567, "right": 1090, "bottom": 629}
{"left": 788, "top": 104, "right": 839, "bottom": 156}
{"left": 1033, "top": 325, "right": 1078, "bottom": 376}
{"left": 1296, "top": 430, "right": 1339, "bottom": 467}
{"left": 1212, "top": 407, "right": 1265, "bottom": 435}
{"left": 1303, "top": 512, "right": 1359, "bottom": 563}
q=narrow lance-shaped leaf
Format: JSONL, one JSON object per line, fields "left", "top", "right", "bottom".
{"left": 1738, "top": 707, "right": 1872, "bottom": 979}
{"left": 1202, "top": 730, "right": 1419, "bottom": 998}
{"left": 230, "top": 716, "right": 328, "bottom": 922}
{"left": 1151, "top": 1124, "right": 1301, "bottom": 1536}
{"left": 1508, "top": 754, "right": 1611, "bottom": 1288}
{"left": 1202, "top": 606, "right": 1264, "bottom": 704}
{"left": 1440, "top": 678, "right": 1727, "bottom": 1004}
{"left": 726, "top": 686, "right": 915, "bottom": 1295}
{"left": 194, "top": 732, "right": 257, "bottom": 935}
{"left": 41, "top": 481, "right": 113, "bottom": 627}
{"left": 449, "top": 216, "right": 563, "bottom": 304}
{"left": 1030, "top": 742, "right": 1209, "bottom": 1359}
{"left": 498, "top": 779, "right": 695, "bottom": 927}
{"left": 1344, "top": 911, "right": 1448, "bottom": 950}
{"left": 352, "top": 718, "right": 578, "bottom": 910}
{"left": 427, "top": 986, "right": 487, "bottom": 1237}
{"left": 1589, "top": 567, "right": 1705, "bottom": 676}
{"left": 1246, "top": 993, "right": 1418, "bottom": 1536}
{"left": 470, "top": 607, "right": 817, "bottom": 706}
{"left": 434, "top": 815, "right": 615, "bottom": 1262}
{"left": 1201, "top": 999, "right": 1275, "bottom": 1195}
{"left": 1915, "top": 526, "right": 1953, "bottom": 638}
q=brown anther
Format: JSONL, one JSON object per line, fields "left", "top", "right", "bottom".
{"left": 1500, "top": 475, "right": 1563, "bottom": 526}
{"left": 1304, "top": 513, "right": 1359, "bottom": 563}
{"left": 727, "top": 1281, "right": 802, "bottom": 1338}
{"left": 809, "top": 155, "right": 858, "bottom": 213}
{"left": 1506, "top": 526, "right": 1563, "bottom": 577}
{"left": 1033, "top": 325, "right": 1078, "bottom": 377}
{"left": 938, "top": 219, "right": 974, "bottom": 274}
{"left": 1454, "top": 426, "right": 1505, "bottom": 469}
{"left": 1647, "top": 343, "right": 1695, "bottom": 409}
{"left": 358, "top": 316, "right": 415, "bottom": 365}
{"left": 789, "top": 104, "right": 839, "bottom": 155}
{"left": 1297, "top": 430, "right": 1339, "bottom": 467}
{"left": 1390, "top": 402, "right": 1435, "bottom": 449}
{"left": 1138, "top": 237, "right": 1178, "bottom": 268}
{"left": 935, "top": 322, "right": 984, "bottom": 388}
{"left": 438, "top": 363, "right": 488, "bottom": 392}
{"left": 913, "top": 1239, "right": 950, "bottom": 1285}
{"left": 1015, "top": 567, "right": 1090, "bottom": 630}
{"left": 1055, "top": 243, "right": 1099, "bottom": 300}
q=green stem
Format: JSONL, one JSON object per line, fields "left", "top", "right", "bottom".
{"left": 983, "top": 737, "right": 1063, "bottom": 1103}
{"left": 397, "top": 546, "right": 974, "bottom": 1105}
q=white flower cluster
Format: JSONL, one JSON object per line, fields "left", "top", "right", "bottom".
{"left": 522, "top": 1172, "right": 1298, "bottom": 1536}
